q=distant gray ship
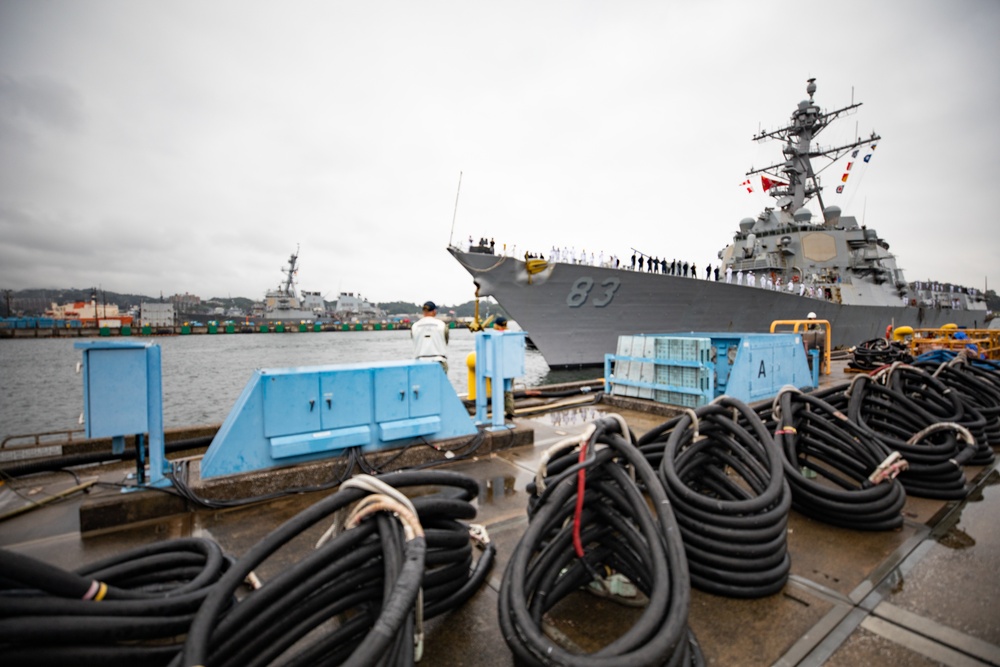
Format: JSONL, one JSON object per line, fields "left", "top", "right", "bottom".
{"left": 252, "top": 247, "right": 326, "bottom": 322}
{"left": 449, "top": 79, "right": 988, "bottom": 368}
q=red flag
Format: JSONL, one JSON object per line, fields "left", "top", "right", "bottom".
{"left": 761, "top": 176, "right": 787, "bottom": 192}
{"left": 845, "top": 161, "right": 853, "bottom": 171}
{"left": 740, "top": 179, "right": 754, "bottom": 193}
{"left": 841, "top": 173, "right": 849, "bottom": 183}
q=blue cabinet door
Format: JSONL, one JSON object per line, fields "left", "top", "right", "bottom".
{"left": 408, "top": 364, "right": 441, "bottom": 418}
{"left": 320, "top": 369, "right": 373, "bottom": 429}
{"left": 84, "top": 348, "right": 148, "bottom": 437}
{"left": 374, "top": 366, "right": 409, "bottom": 423}
{"left": 262, "top": 372, "right": 321, "bottom": 437}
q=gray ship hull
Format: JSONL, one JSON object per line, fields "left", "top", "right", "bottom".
{"left": 450, "top": 248, "right": 986, "bottom": 369}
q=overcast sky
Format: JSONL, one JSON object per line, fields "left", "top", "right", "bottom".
{"left": 1, "top": 0, "right": 998, "bottom": 308}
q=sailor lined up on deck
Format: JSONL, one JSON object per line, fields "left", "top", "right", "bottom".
{"left": 412, "top": 301, "right": 449, "bottom": 373}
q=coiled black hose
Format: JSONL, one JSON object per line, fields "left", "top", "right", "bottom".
{"left": 641, "top": 397, "right": 791, "bottom": 598}
{"left": 499, "top": 416, "right": 702, "bottom": 666}
{"left": 847, "top": 368, "right": 976, "bottom": 499}
{"left": 915, "top": 356, "right": 1000, "bottom": 460}
{"left": 849, "top": 338, "right": 912, "bottom": 371}
{"left": 0, "top": 538, "right": 229, "bottom": 667}
{"left": 773, "top": 387, "right": 906, "bottom": 531}
{"left": 179, "top": 469, "right": 492, "bottom": 667}
{"left": 883, "top": 361, "right": 990, "bottom": 465}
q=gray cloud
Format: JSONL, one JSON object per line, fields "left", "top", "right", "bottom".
{"left": 0, "top": 0, "right": 997, "bottom": 306}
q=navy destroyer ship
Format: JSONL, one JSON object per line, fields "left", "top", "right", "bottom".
{"left": 449, "top": 79, "right": 988, "bottom": 368}
{"left": 251, "top": 247, "right": 327, "bottom": 322}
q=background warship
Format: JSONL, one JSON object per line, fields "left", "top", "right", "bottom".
{"left": 252, "top": 247, "right": 326, "bottom": 322}
{"left": 449, "top": 79, "right": 988, "bottom": 368}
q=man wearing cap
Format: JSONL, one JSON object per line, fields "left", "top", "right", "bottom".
{"left": 412, "top": 301, "right": 449, "bottom": 372}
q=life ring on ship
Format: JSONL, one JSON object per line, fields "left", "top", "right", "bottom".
{"left": 792, "top": 275, "right": 800, "bottom": 283}
{"left": 910, "top": 298, "right": 917, "bottom": 306}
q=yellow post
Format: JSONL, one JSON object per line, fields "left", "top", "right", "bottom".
{"left": 466, "top": 351, "right": 493, "bottom": 399}
{"left": 467, "top": 352, "right": 477, "bottom": 400}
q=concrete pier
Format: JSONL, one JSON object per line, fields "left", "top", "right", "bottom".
{"left": 2, "top": 366, "right": 998, "bottom": 666}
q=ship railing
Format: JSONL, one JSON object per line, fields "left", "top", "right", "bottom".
{"left": 730, "top": 257, "right": 784, "bottom": 273}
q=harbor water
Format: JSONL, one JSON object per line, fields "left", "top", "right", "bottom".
{"left": 0, "top": 329, "right": 595, "bottom": 441}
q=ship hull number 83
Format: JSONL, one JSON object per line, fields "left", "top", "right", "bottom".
{"left": 566, "top": 276, "right": 621, "bottom": 308}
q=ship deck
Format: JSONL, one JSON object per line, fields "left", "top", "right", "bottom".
{"left": 2, "top": 362, "right": 999, "bottom": 666}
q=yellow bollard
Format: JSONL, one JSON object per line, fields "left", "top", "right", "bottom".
{"left": 891, "top": 325, "right": 913, "bottom": 342}
{"left": 466, "top": 351, "right": 493, "bottom": 400}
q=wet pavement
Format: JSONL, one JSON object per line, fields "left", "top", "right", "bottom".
{"left": 2, "top": 374, "right": 999, "bottom": 666}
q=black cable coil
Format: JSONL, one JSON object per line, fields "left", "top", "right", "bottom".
{"left": 180, "top": 469, "right": 494, "bottom": 667}
{"left": 773, "top": 386, "right": 907, "bottom": 531}
{"left": 641, "top": 397, "right": 792, "bottom": 599}
{"left": 914, "top": 355, "right": 1000, "bottom": 462}
{"left": 0, "top": 538, "right": 230, "bottom": 666}
{"left": 499, "top": 415, "right": 703, "bottom": 666}
{"left": 849, "top": 338, "right": 913, "bottom": 372}
{"left": 846, "top": 366, "right": 977, "bottom": 499}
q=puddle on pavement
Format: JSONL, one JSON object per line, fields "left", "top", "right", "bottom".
{"left": 476, "top": 474, "right": 520, "bottom": 505}
{"left": 526, "top": 405, "right": 607, "bottom": 427}
{"left": 933, "top": 468, "right": 998, "bottom": 550}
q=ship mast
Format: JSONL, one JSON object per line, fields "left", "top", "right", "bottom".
{"left": 746, "top": 79, "right": 880, "bottom": 214}
{"left": 281, "top": 245, "right": 301, "bottom": 301}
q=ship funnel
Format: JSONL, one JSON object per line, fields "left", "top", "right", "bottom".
{"left": 822, "top": 205, "right": 842, "bottom": 227}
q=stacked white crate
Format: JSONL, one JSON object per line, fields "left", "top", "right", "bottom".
{"left": 612, "top": 335, "right": 657, "bottom": 398}
{"left": 653, "top": 336, "right": 713, "bottom": 407}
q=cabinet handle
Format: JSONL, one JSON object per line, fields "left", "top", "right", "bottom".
{"left": 309, "top": 399, "right": 315, "bottom": 412}
{"left": 399, "top": 390, "right": 406, "bottom": 401}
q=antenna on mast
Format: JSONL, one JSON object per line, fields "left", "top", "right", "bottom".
{"left": 448, "top": 171, "right": 463, "bottom": 247}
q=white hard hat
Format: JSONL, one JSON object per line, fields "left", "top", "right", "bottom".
{"left": 807, "top": 312, "right": 817, "bottom": 319}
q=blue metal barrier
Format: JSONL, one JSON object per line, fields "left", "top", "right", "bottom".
{"left": 200, "top": 359, "right": 477, "bottom": 479}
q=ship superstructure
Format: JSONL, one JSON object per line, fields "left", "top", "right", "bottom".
{"left": 256, "top": 248, "right": 326, "bottom": 322}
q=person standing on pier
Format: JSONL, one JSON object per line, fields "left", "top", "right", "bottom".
{"left": 412, "top": 301, "right": 449, "bottom": 372}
